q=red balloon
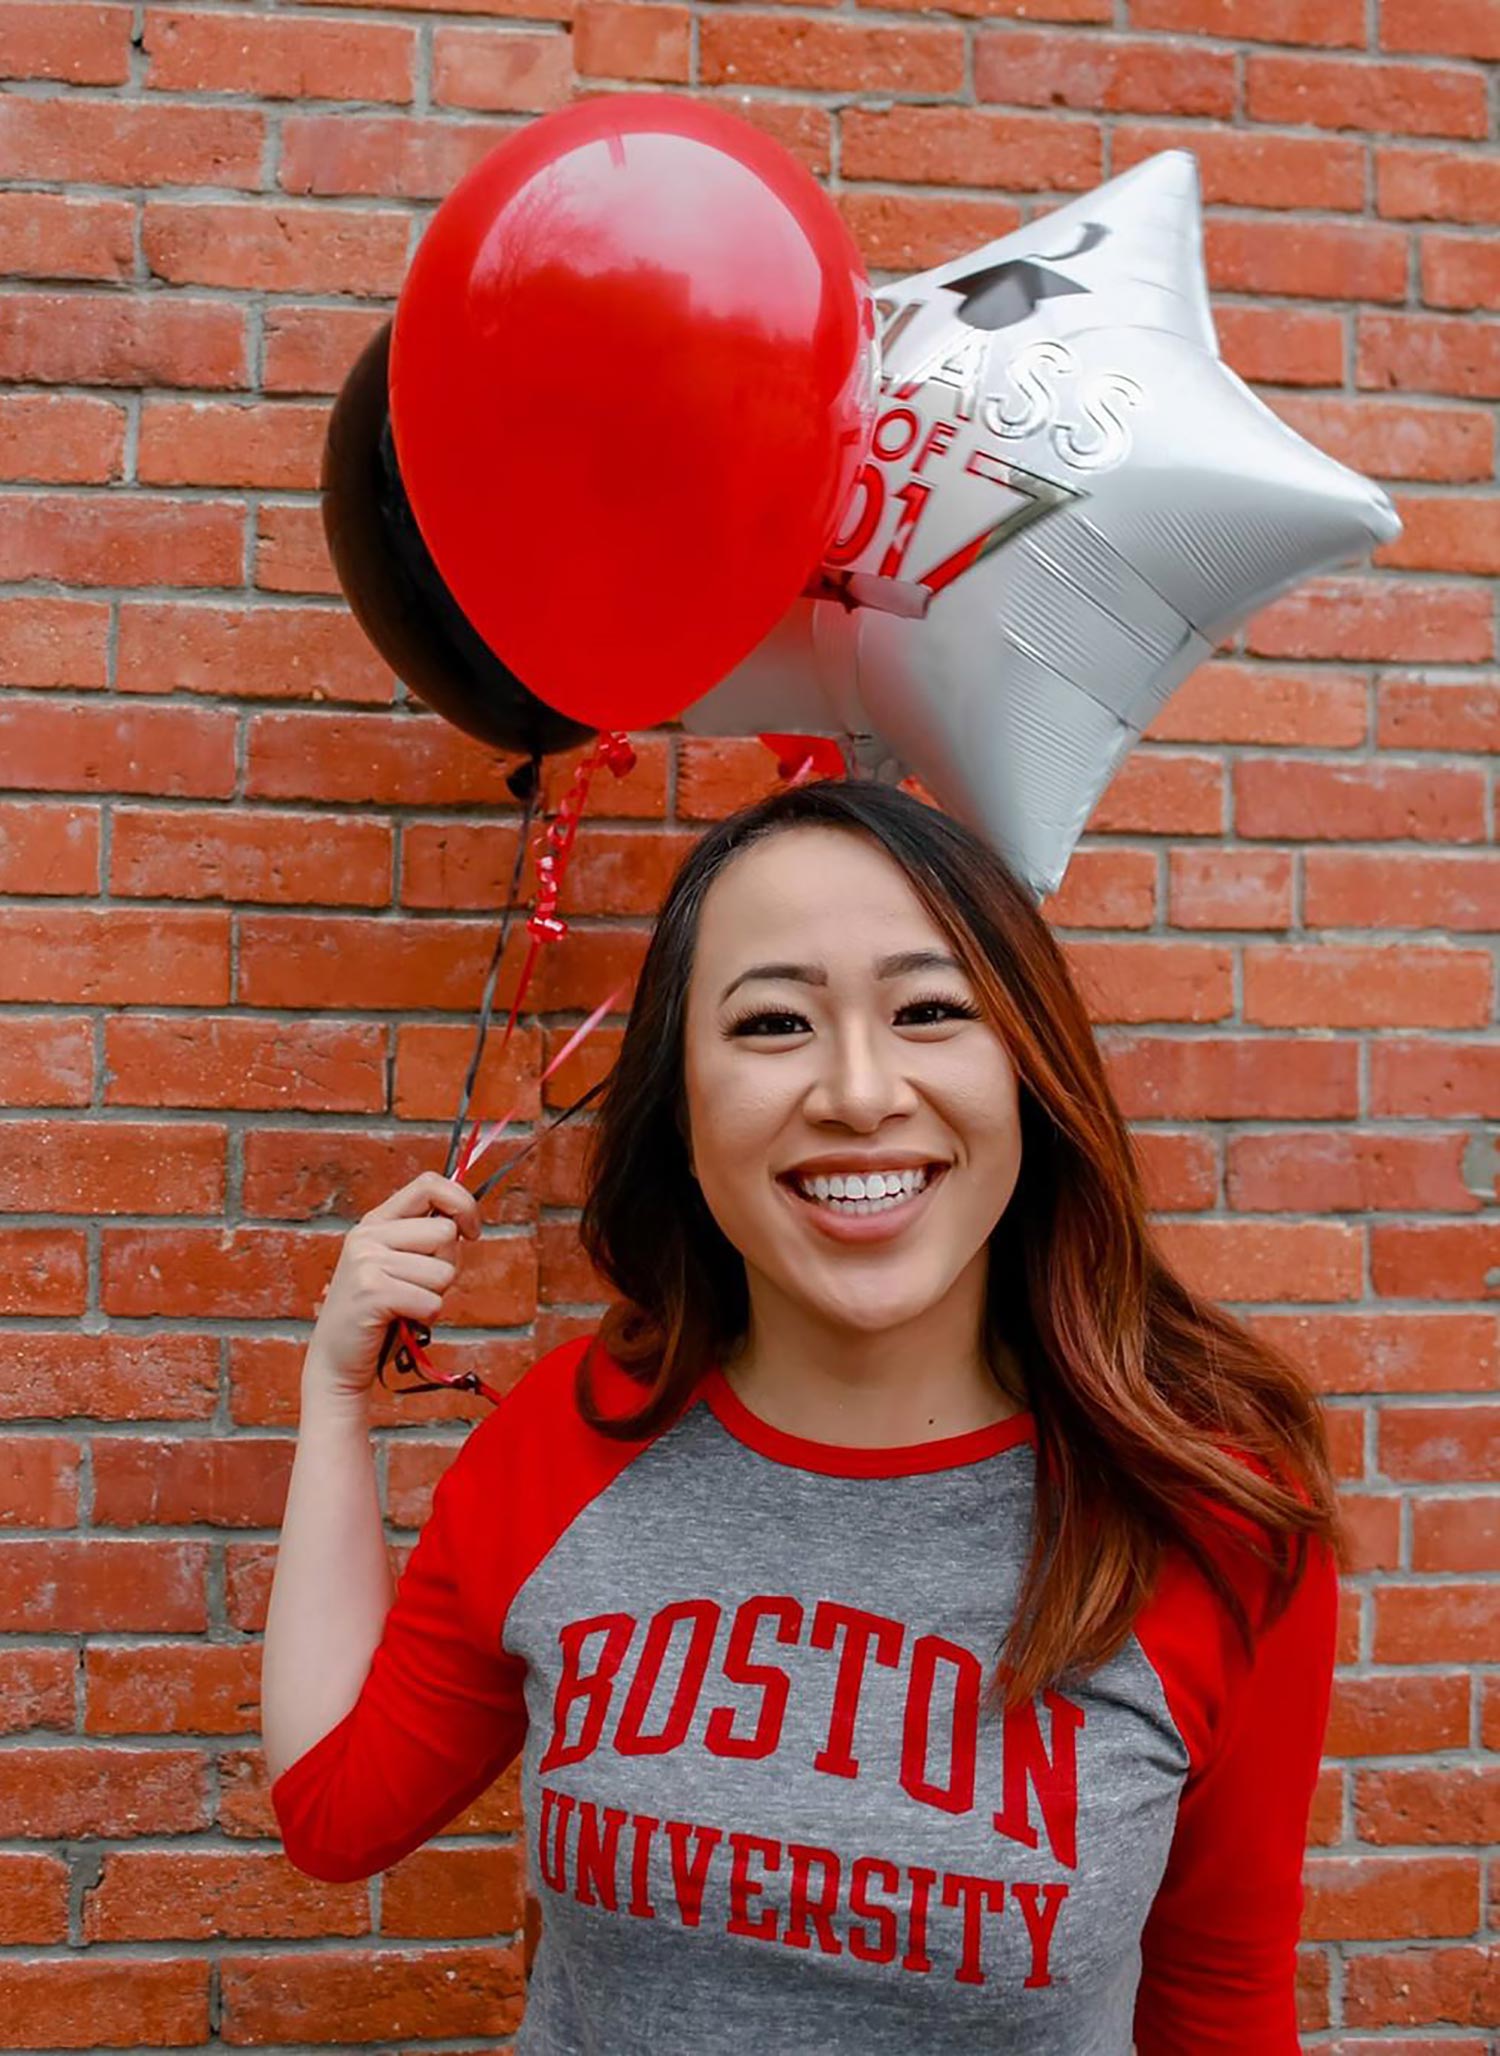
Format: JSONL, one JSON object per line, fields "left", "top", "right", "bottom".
{"left": 390, "top": 94, "right": 875, "bottom": 733}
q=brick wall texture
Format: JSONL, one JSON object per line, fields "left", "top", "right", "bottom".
{"left": 0, "top": 0, "right": 1496, "bottom": 2047}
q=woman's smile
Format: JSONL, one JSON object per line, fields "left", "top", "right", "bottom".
{"left": 775, "top": 1158, "right": 951, "bottom": 1245}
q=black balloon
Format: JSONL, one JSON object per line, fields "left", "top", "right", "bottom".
{"left": 321, "top": 322, "right": 596, "bottom": 760}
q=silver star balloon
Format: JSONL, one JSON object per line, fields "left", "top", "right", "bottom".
{"left": 683, "top": 150, "right": 1401, "bottom": 899}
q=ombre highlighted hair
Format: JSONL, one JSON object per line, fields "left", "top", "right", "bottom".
{"left": 575, "top": 777, "right": 1346, "bottom": 1711}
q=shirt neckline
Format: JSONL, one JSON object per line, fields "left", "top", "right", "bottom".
{"left": 698, "top": 1363, "right": 1036, "bottom": 1479}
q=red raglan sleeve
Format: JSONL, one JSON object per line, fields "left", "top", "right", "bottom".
{"left": 1133, "top": 1523, "right": 1339, "bottom": 2053}
{"left": 268, "top": 1398, "right": 528, "bottom": 1883}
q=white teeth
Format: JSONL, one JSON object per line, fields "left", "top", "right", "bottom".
{"left": 795, "top": 1166, "right": 934, "bottom": 1212}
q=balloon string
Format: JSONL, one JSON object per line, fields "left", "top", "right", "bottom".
{"left": 469, "top": 1073, "right": 607, "bottom": 1204}
{"left": 490, "top": 731, "right": 636, "bottom": 1053}
{"left": 442, "top": 763, "right": 542, "bottom": 1182}
{"left": 376, "top": 735, "right": 634, "bottom": 1404}
{"left": 456, "top": 986, "right": 621, "bottom": 1182}
{"left": 375, "top": 770, "right": 538, "bottom": 1397}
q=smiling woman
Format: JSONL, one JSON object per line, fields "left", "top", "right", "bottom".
{"left": 267, "top": 778, "right": 1344, "bottom": 2056}
{"left": 673, "top": 825, "right": 1026, "bottom": 1435}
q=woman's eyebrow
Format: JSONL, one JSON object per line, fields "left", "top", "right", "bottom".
{"left": 719, "top": 949, "right": 961, "bottom": 1005}
{"left": 720, "top": 962, "right": 826, "bottom": 1003}
{"left": 878, "top": 949, "right": 962, "bottom": 981}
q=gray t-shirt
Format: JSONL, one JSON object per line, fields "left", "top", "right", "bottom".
{"left": 271, "top": 1332, "right": 1338, "bottom": 2053}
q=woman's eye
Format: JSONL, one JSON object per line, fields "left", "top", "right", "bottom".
{"left": 897, "top": 997, "right": 982, "bottom": 1026}
{"left": 726, "top": 1009, "right": 809, "bottom": 1038}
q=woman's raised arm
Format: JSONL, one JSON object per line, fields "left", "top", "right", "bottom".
{"left": 259, "top": 1173, "right": 483, "bottom": 1793}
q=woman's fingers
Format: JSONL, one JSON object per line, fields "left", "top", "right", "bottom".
{"left": 374, "top": 1214, "right": 472, "bottom": 1256}
{"left": 304, "top": 1174, "right": 478, "bottom": 1399}
{"left": 381, "top": 1250, "right": 459, "bottom": 1293}
{"left": 360, "top": 1171, "right": 481, "bottom": 1239}
{"left": 382, "top": 1282, "right": 448, "bottom": 1326}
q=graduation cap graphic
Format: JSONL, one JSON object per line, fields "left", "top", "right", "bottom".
{"left": 943, "top": 223, "right": 1110, "bottom": 331}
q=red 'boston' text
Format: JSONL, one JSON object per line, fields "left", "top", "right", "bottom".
{"left": 535, "top": 1592, "right": 1084, "bottom": 1870}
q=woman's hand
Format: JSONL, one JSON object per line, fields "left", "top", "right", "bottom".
{"left": 304, "top": 1173, "right": 482, "bottom": 1402}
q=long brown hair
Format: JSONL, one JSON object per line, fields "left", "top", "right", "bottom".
{"left": 576, "top": 777, "right": 1346, "bottom": 1710}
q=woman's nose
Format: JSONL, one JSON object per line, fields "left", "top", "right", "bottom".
{"left": 804, "top": 1023, "right": 918, "bottom": 1128}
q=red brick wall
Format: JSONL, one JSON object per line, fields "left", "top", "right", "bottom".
{"left": 1, "top": 0, "right": 1495, "bottom": 2047}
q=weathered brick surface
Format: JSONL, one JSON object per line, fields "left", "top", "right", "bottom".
{"left": 0, "top": 0, "right": 1493, "bottom": 2043}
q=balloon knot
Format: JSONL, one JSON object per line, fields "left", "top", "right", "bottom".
{"left": 506, "top": 756, "right": 542, "bottom": 803}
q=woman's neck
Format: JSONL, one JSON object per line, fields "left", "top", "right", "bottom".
{"left": 722, "top": 1256, "right": 1024, "bottom": 1450}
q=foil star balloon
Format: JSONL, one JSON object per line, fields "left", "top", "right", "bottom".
{"left": 682, "top": 150, "right": 1401, "bottom": 899}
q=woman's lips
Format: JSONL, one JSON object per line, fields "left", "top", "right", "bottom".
{"left": 776, "top": 1163, "right": 949, "bottom": 1245}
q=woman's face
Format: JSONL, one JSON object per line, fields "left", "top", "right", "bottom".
{"left": 681, "top": 824, "right": 1023, "bottom": 1339}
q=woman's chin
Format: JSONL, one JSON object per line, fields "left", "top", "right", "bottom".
{"left": 786, "top": 1272, "right": 948, "bottom": 1339}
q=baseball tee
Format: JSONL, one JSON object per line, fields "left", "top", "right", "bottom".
{"left": 270, "top": 1332, "right": 1338, "bottom": 2054}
